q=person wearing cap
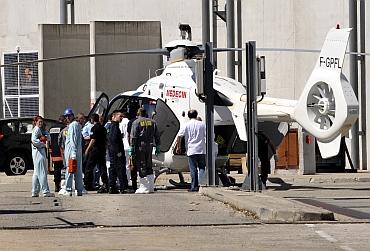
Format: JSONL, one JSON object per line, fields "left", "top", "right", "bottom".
{"left": 58, "top": 108, "right": 84, "bottom": 196}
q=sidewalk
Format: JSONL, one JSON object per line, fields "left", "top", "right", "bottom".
{"left": 200, "top": 186, "right": 335, "bottom": 222}
{"left": 270, "top": 170, "right": 370, "bottom": 184}
{"left": 200, "top": 170, "right": 370, "bottom": 223}
{"left": 231, "top": 170, "right": 370, "bottom": 184}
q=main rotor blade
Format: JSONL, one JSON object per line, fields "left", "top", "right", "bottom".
{"left": 213, "top": 48, "right": 244, "bottom": 52}
{"left": 0, "top": 48, "right": 169, "bottom": 67}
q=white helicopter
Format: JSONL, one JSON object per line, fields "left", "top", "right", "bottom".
{"left": 87, "top": 27, "right": 358, "bottom": 184}
{"left": 0, "top": 26, "right": 358, "bottom": 186}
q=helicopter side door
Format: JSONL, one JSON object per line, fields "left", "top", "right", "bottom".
{"left": 107, "top": 93, "right": 180, "bottom": 152}
{"left": 88, "top": 93, "right": 110, "bottom": 120}
{"left": 152, "top": 99, "right": 180, "bottom": 152}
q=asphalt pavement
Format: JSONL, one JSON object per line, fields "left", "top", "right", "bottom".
{"left": 0, "top": 171, "right": 370, "bottom": 250}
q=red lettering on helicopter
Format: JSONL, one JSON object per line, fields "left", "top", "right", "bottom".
{"left": 165, "top": 89, "right": 187, "bottom": 98}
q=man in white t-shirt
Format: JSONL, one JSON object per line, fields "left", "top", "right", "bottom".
{"left": 119, "top": 112, "right": 131, "bottom": 182}
{"left": 176, "top": 109, "right": 206, "bottom": 192}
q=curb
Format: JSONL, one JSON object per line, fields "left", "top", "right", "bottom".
{"left": 266, "top": 173, "right": 370, "bottom": 185}
{"left": 200, "top": 187, "right": 334, "bottom": 222}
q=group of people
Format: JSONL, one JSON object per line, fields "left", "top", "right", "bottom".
{"left": 30, "top": 106, "right": 161, "bottom": 197}
{"left": 30, "top": 107, "right": 276, "bottom": 197}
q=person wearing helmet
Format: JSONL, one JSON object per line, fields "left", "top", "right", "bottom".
{"left": 58, "top": 108, "right": 84, "bottom": 196}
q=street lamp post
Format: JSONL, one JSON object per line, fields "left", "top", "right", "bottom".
{"left": 16, "top": 46, "right": 20, "bottom": 118}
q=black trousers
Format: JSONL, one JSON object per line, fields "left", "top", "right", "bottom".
{"left": 85, "top": 148, "right": 108, "bottom": 189}
{"left": 129, "top": 157, "right": 138, "bottom": 190}
{"left": 260, "top": 159, "right": 271, "bottom": 185}
{"left": 134, "top": 145, "right": 153, "bottom": 178}
{"left": 53, "top": 161, "right": 63, "bottom": 184}
{"left": 109, "top": 153, "right": 128, "bottom": 191}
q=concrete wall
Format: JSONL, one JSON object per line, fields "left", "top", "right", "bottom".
{"left": 238, "top": 0, "right": 348, "bottom": 100}
{"left": 93, "top": 21, "right": 162, "bottom": 99}
{"left": 41, "top": 21, "right": 162, "bottom": 118}
{"left": 41, "top": 24, "right": 90, "bottom": 118}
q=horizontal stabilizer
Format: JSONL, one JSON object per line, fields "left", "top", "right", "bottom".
{"left": 317, "top": 135, "right": 342, "bottom": 159}
{"left": 231, "top": 101, "right": 248, "bottom": 141}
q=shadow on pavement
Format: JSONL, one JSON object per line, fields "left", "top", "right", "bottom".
{"left": 0, "top": 209, "right": 81, "bottom": 215}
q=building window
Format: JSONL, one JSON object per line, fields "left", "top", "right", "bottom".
{"left": 1, "top": 51, "right": 39, "bottom": 118}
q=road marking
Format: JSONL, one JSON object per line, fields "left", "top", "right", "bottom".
{"left": 307, "top": 225, "right": 357, "bottom": 251}
{"left": 315, "top": 230, "right": 337, "bottom": 242}
{"left": 340, "top": 245, "right": 356, "bottom": 251}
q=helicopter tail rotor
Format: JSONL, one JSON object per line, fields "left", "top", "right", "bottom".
{"left": 293, "top": 28, "right": 358, "bottom": 157}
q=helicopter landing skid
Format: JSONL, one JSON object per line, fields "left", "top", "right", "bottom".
{"left": 154, "top": 168, "right": 170, "bottom": 183}
{"left": 168, "top": 172, "right": 191, "bottom": 189}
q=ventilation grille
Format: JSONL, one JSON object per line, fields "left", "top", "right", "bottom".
{"left": 2, "top": 52, "right": 39, "bottom": 118}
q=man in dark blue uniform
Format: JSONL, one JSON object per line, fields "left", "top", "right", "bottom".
{"left": 108, "top": 110, "right": 129, "bottom": 194}
{"left": 129, "top": 108, "right": 160, "bottom": 194}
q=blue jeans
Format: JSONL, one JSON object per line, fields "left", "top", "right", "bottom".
{"left": 188, "top": 154, "right": 206, "bottom": 191}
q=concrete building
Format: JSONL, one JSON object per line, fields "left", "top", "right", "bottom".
{"left": 0, "top": 0, "right": 368, "bottom": 171}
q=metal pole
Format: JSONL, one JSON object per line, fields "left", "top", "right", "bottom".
{"left": 90, "top": 22, "right": 97, "bottom": 107}
{"left": 241, "top": 41, "right": 259, "bottom": 192}
{"left": 39, "top": 26, "right": 45, "bottom": 117}
{"left": 16, "top": 46, "right": 20, "bottom": 117}
{"left": 250, "top": 41, "right": 259, "bottom": 191}
{"left": 70, "top": 0, "right": 75, "bottom": 24}
{"left": 236, "top": 0, "right": 242, "bottom": 83}
{"left": 359, "top": 0, "right": 367, "bottom": 170}
{"left": 226, "top": 0, "right": 235, "bottom": 79}
{"left": 60, "top": 0, "right": 67, "bottom": 24}
{"left": 212, "top": 0, "right": 218, "bottom": 68}
{"left": 349, "top": 0, "right": 359, "bottom": 169}
{"left": 205, "top": 42, "right": 216, "bottom": 186}
{"left": 202, "top": 0, "right": 211, "bottom": 44}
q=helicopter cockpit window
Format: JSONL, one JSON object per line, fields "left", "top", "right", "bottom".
{"left": 108, "top": 96, "right": 157, "bottom": 121}
{"left": 94, "top": 97, "right": 108, "bottom": 116}
{"left": 89, "top": 93, "right": 109, "bottom": 123}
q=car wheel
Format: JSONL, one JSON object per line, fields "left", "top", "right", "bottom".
{"left": 5, "top": 152, "right": 29, "bottom": 176}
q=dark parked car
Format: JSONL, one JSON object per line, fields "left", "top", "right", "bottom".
{"left": 0, "top": 117, "right": 62, "bottom": 175}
